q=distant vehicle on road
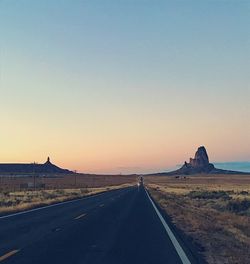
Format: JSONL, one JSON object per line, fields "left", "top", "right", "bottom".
{"left": 138, "top": 176, "right": 144, "bottom": 186}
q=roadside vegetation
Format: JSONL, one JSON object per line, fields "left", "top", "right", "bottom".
{"left": 146, "top": 174, "right": 250, "bottom": 264}
{"left": 0, "top": 183, "right": 133, "bottom": 216}
{"left": 0, "top": 173, "right": 136, "bottom": 215}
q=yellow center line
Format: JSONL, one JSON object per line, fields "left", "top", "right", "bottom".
{"left": 74, "top": 213, "right": 86, "bottom": 220}
{"left": 0, "top": 249, "right": 20, "bottom": 262}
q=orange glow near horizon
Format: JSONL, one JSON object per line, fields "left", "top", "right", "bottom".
{"left": 1, "top": 1, "right": 249, "bottom": 174}
{"left": 1, "top": 112, "right": 249, "bottom": 174}
{"left": 1, "top": 96, "right": 250, "bottom": 174}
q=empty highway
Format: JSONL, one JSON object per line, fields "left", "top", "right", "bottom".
{"left": 0, "top": 186, "right": 199, "bottom": 264}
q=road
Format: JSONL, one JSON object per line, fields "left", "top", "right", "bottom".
{"left": 0, "top": 186, "right": 197, "bottom": 264}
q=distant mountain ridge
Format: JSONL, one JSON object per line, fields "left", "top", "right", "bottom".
{"left": 214, "top": 162, "right": 250, "bottom": 173}
{"left": 0, "top": 157, "right": 72, "bottom": 174}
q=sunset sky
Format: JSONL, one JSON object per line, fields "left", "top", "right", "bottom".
{"left": 1, "top": 0, "right": 249, "bottom": 174}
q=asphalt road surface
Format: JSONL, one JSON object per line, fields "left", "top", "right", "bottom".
{"left": 0, "top": 186, "right": 197, "bottom": 264}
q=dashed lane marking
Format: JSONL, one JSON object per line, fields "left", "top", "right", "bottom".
{"left": 0, "top": 250, "right": 20, "bottom": 262}
{"left": 74, "top": 213, "right": 86, "bottom": 220}
{"left": 0, "top": 190, "right": 124, "bottom": 220}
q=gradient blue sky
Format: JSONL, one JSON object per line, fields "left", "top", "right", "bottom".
{"left": 0, "top": 0, "right": 249, "bottom": 173}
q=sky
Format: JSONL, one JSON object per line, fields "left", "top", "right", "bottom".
{"left": 0, "top": 0, "right": 249, "bottom": 174}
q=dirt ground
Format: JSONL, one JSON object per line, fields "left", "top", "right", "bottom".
{"left": 0, "top": 173, "right": 137, "bottom": 215}
{"left": 145, "top": 174, "right": 250, "bottom": 264}
{"left": 0, "top": 173, "right": 137, "bottom": 192}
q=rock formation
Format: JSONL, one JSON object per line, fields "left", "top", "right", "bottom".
{"left": 167, "top": 146, "right": 215, "bottom": 175}
{"left": 190, "top": 146, "right": 210, "bottom": 168}
{"left": 150, "top": 146, "right": 250, "bottom": 176}
{"left": 180, "top": 146, "right": 215, "bottom": 174}
{"left": 0, "top": 157, "right": 72, "bottom": 174}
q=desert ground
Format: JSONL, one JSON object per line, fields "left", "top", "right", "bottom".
{"left": 0, "top": 173, "right": 137, "bottom": 191}
{"left": 0, "top": 173, "right": 137, "bottom": 215}
{"left": 1, "top": 173, "right": 250, "bottom": 263}
{"left": 145, "top": 174, "right": 250, "bottom": 264}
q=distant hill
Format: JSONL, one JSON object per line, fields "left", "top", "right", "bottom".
{"left": 214, "top": 162, "right": 250, "bottom": 173}
{"left": 0, "top": 157, "right": 73, "bottom": 174}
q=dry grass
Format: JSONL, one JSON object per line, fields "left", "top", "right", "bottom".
{"left": 145, "top": 174, "right": 250, "bottom": 264}
{"left": 0, "top": 173, "right": 137, "bottom": 192}
{"left": 0, "top": 177, "right": 135, "bottom": 215}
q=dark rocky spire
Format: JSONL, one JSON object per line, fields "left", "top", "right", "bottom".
{"left": 44, "top": 157, "right": 51, "bottom": 165}
{"left": 176, "top": 146, "right": 215, "bottom": 174}
{"left": 190, "top": 146, "right": 209, "bottom": 168}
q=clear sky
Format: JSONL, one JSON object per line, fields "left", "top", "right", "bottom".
{"left": 0, "top": 0, "right": 249, "bottom": 174}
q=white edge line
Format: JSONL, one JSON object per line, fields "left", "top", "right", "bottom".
{"left": 145, "top": 188, "right": 192, "bottom": 264}
{"left": 0, "top": 191, "right": 109, "bottom": 220}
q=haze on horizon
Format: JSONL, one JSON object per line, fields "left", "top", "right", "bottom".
{"left": 0, "top": 0, "right": 249, "bottom": 174}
